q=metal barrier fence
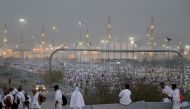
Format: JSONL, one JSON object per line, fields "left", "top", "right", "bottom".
{"left": 49, "top": 48, "right": 184, "bottom": 85}
{"left": 0, "top": 48, "right": 188, "bottom": 109}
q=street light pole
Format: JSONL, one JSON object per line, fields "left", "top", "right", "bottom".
{"left": 102, "top": 42, "right": 104, "bottom": 61}
{"left": 74, "top": 42, "right": 77, "bottom": 71}
{"left": 129, "top": 36, "right": 136, "bottom": 80}
{"left": 120, "top": 41, "right": 122, "bottom": 59}
{"left": 19, "top": 18, "right": 26, "bottom": 59}
{"left": 52, "top": 26, "right": 59, "bottom": 47}
{"left": 114, "top": 42, "right": 116, "bottom": 60}
{"left": 132, "top": 43, "right": 135, "bottom": 79}
{"left": 126, "top": 42, "right": 128, "bottom": 59}
{"left": 166, "top": 37, "right": 172, "bottom": 83}
{"left": 78, "top": 21, "right": 85, "bottom": 64}
{"left": 32, "top": 36, "right": 35, "bottom": 59}
{"left": 78, "top": 21, "right": 85, "bottom": 42}
{"left": 101, "top": 40, "right": 105, "bottom": 61}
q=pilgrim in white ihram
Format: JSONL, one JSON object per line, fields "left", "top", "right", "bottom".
{"left": 70, "top": 87, "right": 85, "bottom": 109}
{"left": 55, "top": 88, "right": 63, "bottom": 109}
{"left": 172, "top": 84, "right": 180, "bottom": 109}
{"left": 162, "top": 85, "right": 173, "bottom": 102}
{"left": 119, "top": 84, "right": 132, "bottom": 105}
{"left": 31, "top": 91, "right": 41, "bottom": 109}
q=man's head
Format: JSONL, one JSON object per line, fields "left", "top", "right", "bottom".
{"left": 160, "top": 82, "right": 165, "bottom": 89}
{"left": 2, "top": 86, "right": 7, "bottom": 91}
{"left": 54, "top": 85, "right": 59, "bottom": 91}
{"left": 125, "top": 84, "right": 129, "bottom": 89}
{"left": 3, "top": 87, "right": 9, "bottom": 95}
{"left": 17, "top": 85, "right": 22, "bottom": 92}
{"left": 172, "top": 84, "right": 177, "bottom": 90}
{"left": 9, "top": 87, "right": 14, "bottom": 92}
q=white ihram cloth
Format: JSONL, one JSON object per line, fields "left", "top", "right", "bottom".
{"left": 55, "top": 89, "right": 63, "bottom": 109}
{"left": 11, "top": 89, "right": 18, "bottom": 96}
{"left": 162, "top": 86, "right": 173, "bottom": 102}
{"left": 31, "top": 92, "right": 41, "bottom": 109}
{"left": 17, "top": 91, "right": 26, "bottom": 109}
{"left": 172, "top": 89, "right": 180, "bottom": 109}
{"left": 119, "top": 89, "right": 132, "bottom": 105}
{"left": 70, "top": 87, "right": 85, "bottom": 109}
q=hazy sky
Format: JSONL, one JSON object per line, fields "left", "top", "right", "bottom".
{"left": 0, "top": 0, "right": 190, "bottom": 48}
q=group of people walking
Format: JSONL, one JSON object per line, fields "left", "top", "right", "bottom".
{"left": 0, "top": 83, "right": 187, "bottom": 109}
{"left": 54, "top": 85, "right": 85, "bottom": 109}
{"left": 118, "top": 82, "right": 187, "bottom": 109}
{"left": 0, "top": 85, "right": 46, "bottom": 109}
{"left": 0, "top": 84, "right": 85, "bottom": 109}
{"left": 160, "top": 82, "right": 185, "bottom": 109}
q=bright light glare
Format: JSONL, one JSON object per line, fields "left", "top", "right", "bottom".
{"left": 150, "top": 25, "right": 154, "bottom": 29}
{"left": 116, "top": 61, "right": 121, "bottom": 64}
{"left": 129, "top": 37, "right": 134, "bottom": 41}
{"left": 86, "top": 34, "right": 89, "bottom": 38}
{"left": 19, "top": 18, "right": 26, "bottom": 23}
{"left": 79, "top": 42, "right": 83, "bottom": 45}
{"left": 78, "top": 21, "right": 85, "bottom": 27}
{"left": 52, "top": 26, "right": 59, "bottom": 32}
{"left": 101, "top": 40, "right": 105, "bottom": 43}
{"left": 130, "top": 40, "right": 135, "bottom": 44}
{"left": 53, "top": 26, "right": 56, "bottom": 30}
{"left": 185, "top": 45, "right": 190, "bottom": 49}
{"left": 78, "top": 21, "right": 83, "bottom": 26}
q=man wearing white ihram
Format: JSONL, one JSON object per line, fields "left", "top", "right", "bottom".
{"left": 119, "top": 84, "right": 132, "bottom": 105}
{"left": 172, "top": 84, "right": 180, "bottom": 109}
{"left": 54, "top": 85, "right": 63, "bottom": 109}
{"left": 160, "top": 82, "right": 173, "bottom": 102}
{"left": 70, "top": 87, "right": 85, "bottom": 109}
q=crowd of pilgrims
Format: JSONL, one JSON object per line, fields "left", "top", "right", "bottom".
{"left": 4, "top": 59, "right": 190, "bottom": 87}
{"left": 0, "top": 59, "right": 189, "bottom": 109}
{"left": 0, "top": 85, "right": 46, "bottom": 109}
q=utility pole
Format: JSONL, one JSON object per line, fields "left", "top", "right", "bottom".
{"left": 166, "top": 37, "right": 172, "bottom": 83}
{"left": 146, "top": 16, "right": 155, "bottom": 59}
{"left": 40, "top": 25, "right": 46, "bottom": 60}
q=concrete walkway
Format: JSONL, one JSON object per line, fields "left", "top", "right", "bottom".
{"left": 42, "top": 102, "right": 190, "bottom": 109}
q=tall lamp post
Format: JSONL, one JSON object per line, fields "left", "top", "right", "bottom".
{"left": 129, "top": 37, "right": 135, "bottom": 59}
{"left": 129, "top": 37, "right": 136, "bottom": 79}
{"left": 100, "top": 40, "right": 109, "bottom": 60}
{"left": 78, "top": 21, "right": 85, "bottom": 63}
{"left": 19, "top": 18, "right": 27, "bottom": 59}
{"left": 100, "top": 40, "right": 105, "bottom": 61}
{"left": 78, "top": 21, "right": 85, "bottom": 42}
{"left": 165, "top": 37, "right": 172, "bottom": 82}
{"left": 32, "top": 36, "right": 35, "bottom": 59}
{"left": 52, "top": 26, "right": 59, "bottom": 47}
